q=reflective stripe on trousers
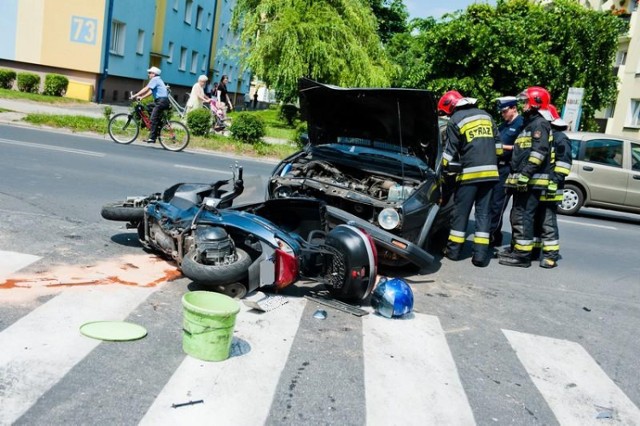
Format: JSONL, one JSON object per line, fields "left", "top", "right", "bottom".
{"left": 446, "top": 181, "right": 495, "bottom": 261}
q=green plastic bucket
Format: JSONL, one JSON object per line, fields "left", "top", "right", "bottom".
{"left": 182, "top": 291, "right": 240, "bottom": 362}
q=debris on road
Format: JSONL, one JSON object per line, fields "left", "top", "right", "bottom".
{"left": 242, "top": 292, "right": 288, "bottom": 312}
{"left": 171, "top": 399, "right": 204, "bottom": 409}
{"left": 313, "top": 309, "right": 327, "bottom": 320}
{"left": 304, "top": 291, "right": 369, "bottom": 317}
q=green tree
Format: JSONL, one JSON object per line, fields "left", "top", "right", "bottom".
{"left": 368, "top": 0, "right": 409, "bottom": 43}
{"left": 391, "top": 0, "right": 622, "bottom": 129}
{"left": 232, "top": 0, "right": 393, "bottom": 103}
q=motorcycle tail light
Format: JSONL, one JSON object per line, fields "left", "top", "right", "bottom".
{"left": 274, "top": 248, "right": 299, "bottom": 289}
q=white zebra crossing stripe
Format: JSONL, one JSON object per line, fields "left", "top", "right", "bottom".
{"left": 140, "top": 298, "right": 307, "bottom": 425}
{"left": 363, "top": 313, "right": 476, "bottom": 425}
{"left": 0, "top": 250, "right": 40, "bottom": 281}
{"left": 503, "top": 329, "right": 640, "bottom": 425}
{"left": 0, "top": 286, "right": 157, "bottom": 424}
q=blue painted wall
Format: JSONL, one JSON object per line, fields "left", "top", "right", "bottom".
{"left": 212, "top": 0, "right": 251, "bottom": 94}
{"left": 0, "top": 0, "right": 19, "bottom": 60}
{"left": 160, "top": 0, "right": 216, "bottom": 87}
{"left": 107, "top": 0, "right": 156, "bottom": 80}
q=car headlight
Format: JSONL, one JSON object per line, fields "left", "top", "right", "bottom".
{"left": 378, "top": 208, "right": 400, "bottom": 230}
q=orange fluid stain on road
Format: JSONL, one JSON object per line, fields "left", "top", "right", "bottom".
{"left": 0, "top": 254, "right": 182, "bottom": 291}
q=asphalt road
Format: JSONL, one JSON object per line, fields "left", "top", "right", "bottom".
{"left": 1, "top": 124, "right": 639, "bottom": 425}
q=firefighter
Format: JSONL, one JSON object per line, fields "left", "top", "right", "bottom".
{"left": 489, "top": 96, "right": 525, "bottom": 248}
{"left": 499, "top": 86, "right": 552, "bottom": 268}
{"left": 533, "top": 104, "right": 572, "bottom": 268}
{"left": 438, "top": 90, "right": 503, "bottom": 267}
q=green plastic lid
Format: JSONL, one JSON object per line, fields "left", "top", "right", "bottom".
{"left": 80, "top": 321, "right": 148, "bottom": 341}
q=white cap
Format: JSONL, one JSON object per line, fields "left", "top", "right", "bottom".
{"left": 456, "top": 97, "right": 478, "bottom": 107}
{"left": 551, "top": 118, "right": 568, "bottom": 129}
{"left": 538, "top": 108, "right": 554, "bottom": 121}
{"left": 147, "top": 66, "right": 161, "bottom": 76}
{"left": 198, "top": 74, "right": 208, "bottom": 82}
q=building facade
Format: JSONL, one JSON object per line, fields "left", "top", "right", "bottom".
{"left": 578, "top": 0, "right": 640, "bottom": 137}
{"left": 210, "top": 0, "right": 252, "bottom": 106}
{"left": 0, "top": 0, "right": 249, "bottom": 106}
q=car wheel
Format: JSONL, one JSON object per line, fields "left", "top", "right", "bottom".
{"left": 559, "top": 184, "right": 584, "bottom": 215}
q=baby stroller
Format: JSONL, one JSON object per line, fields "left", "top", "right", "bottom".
{"left": 206, "top": 100, "right": 231, "bottom": 132}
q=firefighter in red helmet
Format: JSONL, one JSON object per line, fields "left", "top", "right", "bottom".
{"left": 499, "top": 86, "right": 552, "bottom": 268}
{"left": 532, "top": 104, "right": 572, "bottom": 268}
{"left": 439, "top": 90, "right": 503, "bottom": 267}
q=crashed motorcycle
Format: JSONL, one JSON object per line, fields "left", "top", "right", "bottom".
{"left": 101, "top": 166, "right": 377, "bottom": 300}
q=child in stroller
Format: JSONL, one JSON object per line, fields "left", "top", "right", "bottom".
{"left": 205, "top": 99, "right": 230, "bottom": 132}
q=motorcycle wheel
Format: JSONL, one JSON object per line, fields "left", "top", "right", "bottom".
{"left": 181, "top": 248, "right": 251, "bottom": 287}
{"left": 101, "top": 202, "right": 145, "bottom": 222}
{"left": 215, "top": 282, "right": 247, "bottom": 299}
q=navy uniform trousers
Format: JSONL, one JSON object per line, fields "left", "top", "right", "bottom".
{"left": 446, "top": 181, "right": 495, "bottom": 263}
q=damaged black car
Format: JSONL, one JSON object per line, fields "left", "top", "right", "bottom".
{"left": 267, "top": 78, "right": 455, "bottom": 271}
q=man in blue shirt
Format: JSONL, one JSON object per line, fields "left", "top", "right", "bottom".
{"left": 131, "top": 66, "right": 169, "bottom": 143}
{"left": 489, "top": 96, "right": 525, "bottom": 248}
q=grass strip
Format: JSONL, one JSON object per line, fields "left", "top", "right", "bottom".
{"left": 0, "top": 88, "right": 90, "bottom": 104}
{"left": 22, "top": 113, "right": 298, "bottom": 159}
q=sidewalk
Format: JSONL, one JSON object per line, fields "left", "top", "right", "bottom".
{"left": 0, "top": 98, "right": 128, "bottom": 121}
{"left": 0, "top": 97, "right": 291, "bottom": 145}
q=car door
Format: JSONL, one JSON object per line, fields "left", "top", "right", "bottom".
{"left": 625, "top": 140, "right": 640, "bottom": 208}
{"left": 578, "top": 138, "right": 627, "bottom": 205}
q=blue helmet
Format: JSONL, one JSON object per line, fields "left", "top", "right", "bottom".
{"left": 371, "top": 277, "right": 414, "bottom": 318}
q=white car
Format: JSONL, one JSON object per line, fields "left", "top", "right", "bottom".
{"left": 559, "top": 132, "right": 640, "bottom": 215}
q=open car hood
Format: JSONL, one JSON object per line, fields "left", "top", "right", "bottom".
{"left": 298, "top": 78, "right": 440, "bottom": 168}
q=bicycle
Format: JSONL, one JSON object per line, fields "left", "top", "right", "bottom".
{"left": 107, "top": 96, "right": 190, "bottom": 152}
{"left": 166, "top": 85, "right": 186, "bottom": 120}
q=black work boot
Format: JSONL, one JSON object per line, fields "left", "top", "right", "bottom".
{"left": 530, "top": 248, "right": 541, "bottom": 261}
{"left": 490, "top": 232, "right": 503, "bottom": 248}
{"left": 472, "top": 256, "right": 490, "bottom": 268}
{"left": 540, "top": 258, "right": 558, "bottom": 269}
{"left": 498, "top": 252, "right": 531, "bottom": 268}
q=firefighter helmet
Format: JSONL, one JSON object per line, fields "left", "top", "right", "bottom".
{"left": 437, "top": 90, "right": 463, "bottom": 116}
{"left": 547, "top": 104, "right": 560, "bottom": 120}
{"left": 547, "top": 104, "right": 568, "bottom": 129}
{"left": 517, "top": 86, "right": 551, "bottom": 110}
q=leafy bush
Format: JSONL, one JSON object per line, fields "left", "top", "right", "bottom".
{"left": 17, "top": 73, "right": 40, "bottom": 93}
{"left": 0, "top": 69, "right": 16, "bottom": 89}
{"left": 278, "top": 104, "right": 299, "bottom": 126}
{"left": 103, "top": 105, "right": 113, "bottom": 120}
{"left": 43, "top": 74, "right": 69, "bottom": 96}
{"left": 186, "top": 108, "right": 212, "bottom": 136}
{"left": 293, "top": 122, "right": 308, "bottom": 148}
{"left": 230, "top": 112, "right": 265, "bottom": 143}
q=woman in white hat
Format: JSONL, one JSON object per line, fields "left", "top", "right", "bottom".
{"left": 185, "top": 74, "right": 212, "bottom": 116}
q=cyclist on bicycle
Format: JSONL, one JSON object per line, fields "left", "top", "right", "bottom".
{"left": 131, "top": 66, "right": 169, "bottom": 144}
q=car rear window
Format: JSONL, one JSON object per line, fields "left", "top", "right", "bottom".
{"left": 584, "top": 139, "right": 623, "bottom": 167}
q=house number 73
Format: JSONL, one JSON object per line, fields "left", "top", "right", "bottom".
{"left": 70, "top": 16, "right": 98, "bottom": 45}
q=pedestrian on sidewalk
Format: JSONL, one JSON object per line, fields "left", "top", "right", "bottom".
{"left": 131, "top": 67, "right": 169, "bottom": 144}
{"left": 185, "top": 75, "right": 211, "bottom": 116}
{"left": 217, "top": 75, "right": 233, "bottom": 113}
